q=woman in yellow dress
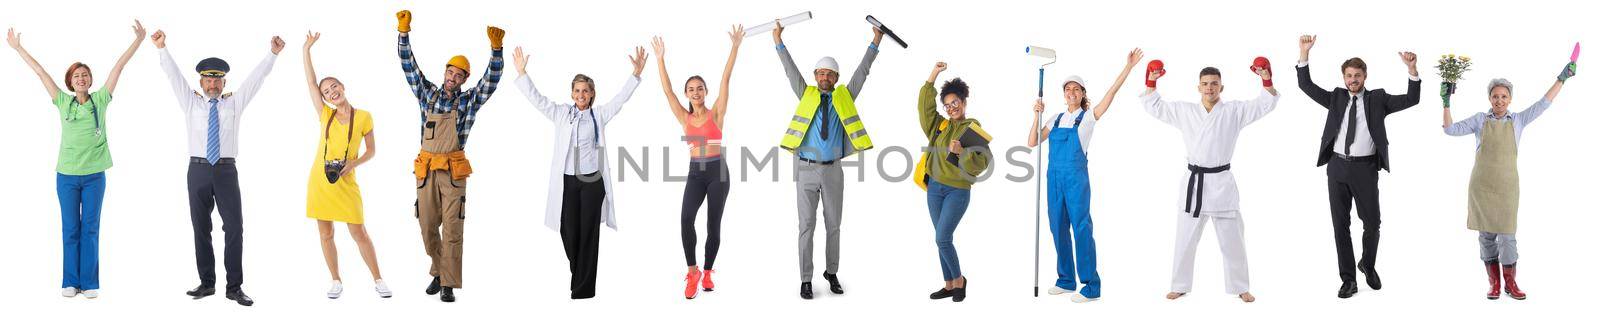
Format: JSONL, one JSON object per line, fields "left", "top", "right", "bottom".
{"left": 303, "top": 31, "right": 389, "bottom": 299}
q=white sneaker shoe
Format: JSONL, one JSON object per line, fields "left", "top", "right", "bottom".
{"left": 374, "top": 279, "right": 393, "bottom": 298}
{"left": 61, "top": 287, "right": 79, "bottom": 297}
{"left": 82, "top": 289, "right": 99, "bottom": 299}
{"left": 327, "top": 280, "right": 344, "bottom": 299}
{"left": 1047, "top": 286, "right": 1073, "bottom": 295}
{"left": 1070, "top": 293, "right": 1099, "bottom": 303}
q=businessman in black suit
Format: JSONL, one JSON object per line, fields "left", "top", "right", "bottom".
{"left": 1295, "top": 35, "right": 1421, "bottom": 299}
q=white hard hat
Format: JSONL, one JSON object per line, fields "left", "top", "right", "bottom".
{"left": 815, "top": 57, "right": 840, "bottom": 73}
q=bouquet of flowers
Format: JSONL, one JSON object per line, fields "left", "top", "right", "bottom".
{"left": 1436, "top": 54, "right": 1472, "bottom": 107}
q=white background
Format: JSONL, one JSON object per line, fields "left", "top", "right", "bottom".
{"left": 2, "top": 0, "right": 1592, "bottom": 316}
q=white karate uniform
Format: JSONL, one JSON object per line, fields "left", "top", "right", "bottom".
{"left": 1141, "top": 88, "right": 1279, "bottom": 295}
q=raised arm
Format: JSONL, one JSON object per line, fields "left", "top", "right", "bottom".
{"left": 650, "top": 36, "right": 689, "bottom": 125}
{"left": 594, "top": 46, "right": 646, "bottom": 122}
{"left": 1383, "top": 51, "right": 1423, "bottom": 113}
{"left": 464, "top": 26, "right": 506, "bottom": 108}
{"left": 918, "top": 62, "right": 948, "bottom": 138}
{"left": 1139, "top": 67, "right": 1182, "bottom": 126}
{"left": 1294, "top": 35, "right": 1333, "bottom": 108}
{"left": 1546, "top": 61, "right": 1576, "bottom": 103}
{"left": 772, "top": 20, "right": 806, "bottom": 99}
{"left": 844, "top": 27, "right": 885, "bottom": 98}
{"left": 1093, "top": 48, "right": 1143, "bottom": 120}
{"left": 713, "top": 25, "right": 744, "bottom": 126}
{"left": 512, "top": 46, "right": 565, "bottom": 121}
{"left": 152, "top": 30, "right": 198, "bottom": 107}
{"left": 396, "top": 11, "right": 434, "bottom": 103}
{"left": 1442, "top": 109, "right": 1482, "bottom": 136}
{"left": 230, "top": 36, "right": 284, "bottom": 110}
{"left": 302, "top": 31, "right": 325, "bottom": 115}
{"left": 7, "top": 28, "right": 63, "bottom": 99}
{"left": 103, "top": 20, "right": 146, "bottom": 95}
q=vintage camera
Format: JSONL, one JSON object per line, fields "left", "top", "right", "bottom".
{"left": 324, "top": 159, "right": 348, "bottom": 184}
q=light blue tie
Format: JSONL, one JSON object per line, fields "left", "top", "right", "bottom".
{"left": 206, "top": 98, "right": 221, "bottom": 165}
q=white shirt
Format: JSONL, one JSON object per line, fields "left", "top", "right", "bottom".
{"left": 1333, "top": 92, "right": 1376, "bottom": 157}
{"left": 1048, "top": 107, "right": 1098, "bottom": 151}
{"left": 158, "top": 48, "right": 277, "bottom": 159}
{"left": 1141, "top": 89, "right": 1280, "bottom": 215}
{"left": 566, "top": 108, "right": 601, "bottom": 175}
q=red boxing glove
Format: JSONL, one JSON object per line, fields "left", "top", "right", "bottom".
{"left": 1251, "top": 56, "right": 1273, "bottom": 87}
{"left": 1146, "top": 60, "right": 1165, "bottom": 88}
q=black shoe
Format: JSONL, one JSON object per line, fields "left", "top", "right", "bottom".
{"left": 1360, "top": 265, "right": 1382, "bottom": 290}
{"left": 930, "top": 288, "right": 955, "bottom": 299}
{"left": 186, "top": 285, "right": 216, "bottom": 299}
{"left": 952, "top": 277, "right": 968, "bottom": 302}
{"left": 440, "top": 287, "right": 455, "bottom": 303}
{"left": 799, "top": 282, "right": 814, "bottom": 300}
{"left": 425, "top": 276, "right": 442, "bottom": 295}
{"left": 224, "top": 290, "right": 254, "bottom": 306}
{"left": 822, "top": 272, "right": 844, "bottom": 295}
{"left": 1337, "top": 281, "right": 1358, "bottom": 299}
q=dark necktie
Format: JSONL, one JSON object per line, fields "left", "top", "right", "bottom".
{"left": 818, "top": 93, "right": 833, "bottom": 140}
{"left": 1343, "top": 94, "right": 1358, "bottom": 156}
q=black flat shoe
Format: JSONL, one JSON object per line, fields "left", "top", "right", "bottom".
{"left": 1360, "top": 265, "right": 1382, "bottom": 290}
{"left": 440, "top": 287, "right": 455, "bottom": 303}
{"left": 822, "top": 272, "right": 844, "bottom": 295}
{"left": 799, "top": 282, "right": 814, "bottom": 300}
{"left": 930, "top": 288, "right": 955, "bottom": 299}
{"left": 224, "top": 290, "right": 254, "bottom": 306}
{"left": 1337, "top": 281, "right": 1358, "bottom": 299}
{"left": 425, "top": 276, "right": 442, "bottom": 295}
{"left": 186, "top": 285, "right": 215, "bottom": 299}
{"left": 952, "top": 278, "right": 968, "bottom": 302}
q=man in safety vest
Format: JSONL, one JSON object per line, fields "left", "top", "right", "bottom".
{"left": 770, "top": 19, "right": 885, "bottom": 300}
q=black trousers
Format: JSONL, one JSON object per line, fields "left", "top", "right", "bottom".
{"left": 187, "top": 158, "right": 244, "bottom": 292}
{"left": 1326, "top": 156, "right": 1381, "bottom": 283}
{"left": 682, "top": 158, "right": 730, "bottom": 269}
{"left": 561, "top": 173, "right": 606, "bottom": 299}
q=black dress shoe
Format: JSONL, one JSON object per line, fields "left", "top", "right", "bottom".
{"left": 822, "top": 272, "right": 844, "bottom": 294}
{"left": 1337, "top": 281, "right": 1358, "bottom": 299}
{"left": 799, "top": 282, "right": 814, "bottom": 300}
{"left": 930, "top": 288, "right": 954, "bottom": 299}
{"left": 186, "top": 285, "right": 216, "bottom": 299}
{"left": 224, "top": 290, "right": 254, "bottom": 306}
{"left": 1360, "top": 266, "right": 1382, "bottom": 290}
{"left": 425, "top": 276, "right": 442, "bottom": 295}
{"left": 440, "top": 287, "right": 455, "bottom": 303}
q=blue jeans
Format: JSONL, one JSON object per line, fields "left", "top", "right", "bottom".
{"left": 58, "top": 172, "right": 106, "bottom": 290}
{"left": 926, "top": 180, "right": 971, "bottom": 281}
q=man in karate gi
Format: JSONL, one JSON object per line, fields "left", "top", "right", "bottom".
{"left": 1140, "top": 58, "right": 1279, "bottom": 303}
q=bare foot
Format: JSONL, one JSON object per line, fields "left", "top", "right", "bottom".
{"left": 1166, "top": 292, "right": 1186, "bottom": 300}
{"left": 1239, "top": 292, "right": 1256, "bottom": 303}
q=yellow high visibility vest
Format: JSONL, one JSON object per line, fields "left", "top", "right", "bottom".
{"left": 780, "top": 85, "right": 874, "bottom": 156}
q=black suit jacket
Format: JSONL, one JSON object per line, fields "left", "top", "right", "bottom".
{"left": 1296, "top": 64, "right": 1421, "bottom": 171}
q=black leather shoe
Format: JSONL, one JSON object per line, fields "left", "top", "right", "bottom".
{"left": 1337, "top": 281, "right": 1358, "bottom": 299}
{"left": 425, "top": 276, "right": 442, "bottom": 295}
{"left": 822, "top": 272, "right": 844, "bottom": 294}
{"left": 440, "top": 287, "right": 455, "bottom": 303}
{"left": 186, "top": 285, "right": 216, "bottom": 299}
{"left": 1360, "top": 265, "right": 1382, "bottom": 290}
{"left": 799, "top": 282, "right": 814, "bottom": 300}
{"left": 930, "top": 288, "right": 954, "bottom": 299}
{"left": 224, "top": 290, "right": 254, "bottom": 306}
{"left": 952, "top": 277, "right": 968, "bottom": 302}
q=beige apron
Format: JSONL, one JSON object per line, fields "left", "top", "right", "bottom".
{"left": 415, "top": 111, "right": 467, "bottom": 288}
{"left": 1466, "top": 117, "right": 1519, "bottom": 234}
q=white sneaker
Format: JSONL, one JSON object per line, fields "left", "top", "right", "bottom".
{"left": 374, "top": 279, "right": 393, "bottom": 298}
{"left": 1070, "top": 293, "right": 1099, "bottom": 303}
{"left": 82, "top": 289, "right": 99, "bottom": 299}
{"left": 61, "top": 287, "right": 79, "bottom": 297}
{"left": 327, "top": 280, "right": 344, "bottom": 299}
{"left": 1047, "top": 286, "right": 1073, "bottom": 295}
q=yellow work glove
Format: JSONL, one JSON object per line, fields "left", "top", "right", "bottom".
{"left": 396, "top": 10, "right": 413, "bottom": 33}
{"left": 487, "top": 26, "right": 505, "bottom": 50}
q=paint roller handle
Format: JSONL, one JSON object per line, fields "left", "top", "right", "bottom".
{"left": 746, "top": 12, "right": 812, "bottom": 39}
{"left": 865, "top": 15, "right": 908, "bottom": 48}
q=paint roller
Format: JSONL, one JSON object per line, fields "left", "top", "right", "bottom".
{"left": 865, "top": 15, "right": 908, "bottom": 48}
{"left": 745, "top": 12, "right": 813, "bottom": 38}
{"left": 1025, "top": 45, "right": 1056, "bottom": 298}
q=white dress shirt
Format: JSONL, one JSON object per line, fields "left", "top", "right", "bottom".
{"left": 1141, "top": 89, "right": 1280, "bottom": 216}
{"left": 1333, "top": 92, "right": 1376, "bottom": 157}
{"left": 159, "top": 48, "right": 277, "bottom": 159}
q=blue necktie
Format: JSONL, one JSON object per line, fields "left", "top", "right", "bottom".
{"left": 206, "top": 98, "right": 221, "bottom": 165}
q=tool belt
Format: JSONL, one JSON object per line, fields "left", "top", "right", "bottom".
{"left": 414, "top": 150, "right": 472, "bottom": 181}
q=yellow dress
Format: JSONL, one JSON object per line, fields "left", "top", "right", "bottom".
{"left": 306, "top": 107, "right": 373, "bottom": 224}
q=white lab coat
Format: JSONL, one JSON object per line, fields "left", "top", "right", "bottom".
{"left": 515, "top": 74, "right": 640, "bottom": 231}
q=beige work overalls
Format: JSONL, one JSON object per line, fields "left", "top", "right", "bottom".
{"left": 416, "top": 111, "right": 469, "bottom": 288}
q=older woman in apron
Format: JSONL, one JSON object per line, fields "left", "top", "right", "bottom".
{"left": 8, "top": 21, "right": 144, "bottom": 299}
{"left": 1442, "top": 59, "right": 1576, "bottom": 301}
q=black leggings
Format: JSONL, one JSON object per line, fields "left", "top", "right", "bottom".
{"left": 682, "top": 158, "right": 730, "bottom": 269}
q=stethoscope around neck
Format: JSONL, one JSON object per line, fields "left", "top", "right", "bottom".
{"left": 68, "top": 96, "right": 103, "bottom": 137}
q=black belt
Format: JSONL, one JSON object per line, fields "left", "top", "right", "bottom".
{"left": 1334, "top": 153, "right": 1377, "bottom": 163}
{"left": 797, "top": 157, "right": 836, "bottom": 165}
{"left": 1184, "top": 164, "right": 1231, "bottom": 218}
{"left": 189, "top": 157, "right": 236, "bottom": 165}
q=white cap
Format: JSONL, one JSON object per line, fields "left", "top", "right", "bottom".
{"left": 1063, "top": 75, "right": 1086, "bottom": 88}
{"left": 815, "top": 57, "right": 840, "bottom": 72}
